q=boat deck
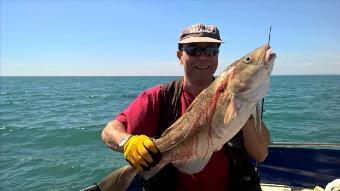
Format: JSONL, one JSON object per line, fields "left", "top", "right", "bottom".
{"left": 261, "top": 183, "right": 319, "bottom": 191}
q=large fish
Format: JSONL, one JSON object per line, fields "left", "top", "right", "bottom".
{"left": 85, "top": 43, "right": 276, "bottom": 191}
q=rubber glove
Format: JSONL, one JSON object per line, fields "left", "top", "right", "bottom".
{"left": 123, "top": 135, "right": 161, "bottom": 171}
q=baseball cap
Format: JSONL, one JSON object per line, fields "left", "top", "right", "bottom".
{"left": 179, "top": 23, "right": 223, "bottom": 44}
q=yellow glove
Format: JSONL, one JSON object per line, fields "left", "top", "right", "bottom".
{"left": 123, "top": 135, "right": 160, "bottom": 171}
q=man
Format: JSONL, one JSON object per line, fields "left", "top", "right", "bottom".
{"left": 101, "top": 23, "right": 270, "bottom": 191}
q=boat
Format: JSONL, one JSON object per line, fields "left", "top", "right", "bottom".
{"left": 260, "top": 142, "right": 340, "bottom": 191}
{"left": 81, "top": 142, "right": 340, "bottom": 191}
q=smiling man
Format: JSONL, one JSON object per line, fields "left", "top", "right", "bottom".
{"left": 101, "top": 23, "right": 270, "bottom": 191}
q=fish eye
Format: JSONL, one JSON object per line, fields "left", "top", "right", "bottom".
{"left": 244, "top": 56, "right": 252, "bottom": 63}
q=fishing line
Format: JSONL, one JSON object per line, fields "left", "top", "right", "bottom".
{"left": 268, "top": 26, "right": 272, "bottom": 45}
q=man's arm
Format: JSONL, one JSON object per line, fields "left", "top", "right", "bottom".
{"left": 101, "top": 119, "right": 131, "bottom": 152}
{"left": 102, "top": 119, "right": 160, "bottom": 171}
{"left": 242, "top": 119, "right": 270, "bottom": 162}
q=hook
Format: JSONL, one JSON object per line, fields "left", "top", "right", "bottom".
{"left": 268, "top": 26, "right": 272, "bottom": 45}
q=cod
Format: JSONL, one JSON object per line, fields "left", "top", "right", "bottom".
{"left": 86, "top": 43, "right": 276, "bottom": 191}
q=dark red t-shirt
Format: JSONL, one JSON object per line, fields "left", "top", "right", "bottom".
{"left": 116, "top": 84, "right": 230, "bottom": 191}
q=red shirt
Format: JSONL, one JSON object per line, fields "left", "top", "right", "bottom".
{"left": 116, "top": 84, "right": 230, "bottom": 191}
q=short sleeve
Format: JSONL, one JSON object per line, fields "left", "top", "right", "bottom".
{"left": 115, "top": 85, "right": 161, "bottom": 137}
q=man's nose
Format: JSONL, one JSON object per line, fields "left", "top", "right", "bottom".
{"left": 197, "top": 54, "right": 211, "bottom": 59}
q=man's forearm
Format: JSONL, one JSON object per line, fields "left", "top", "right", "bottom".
{"left": 101, "top": 120, "right": 131, "bottom": 152}
{"left": 242, "top": 119, "right": 270, "bottom": 162}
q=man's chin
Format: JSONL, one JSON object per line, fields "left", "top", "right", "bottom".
{"left": 192, "top": 73, "right": 214, "bottom": 82}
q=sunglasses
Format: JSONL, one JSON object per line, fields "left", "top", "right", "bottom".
{"left": 181, "top": 46, "right": 219, "bottom": 57}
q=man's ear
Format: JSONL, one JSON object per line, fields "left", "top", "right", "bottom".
{"left": 177, "top": 51, "right": 182, "bottom": 64}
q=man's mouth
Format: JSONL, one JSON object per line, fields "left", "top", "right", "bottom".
{"left": 194, "top": 66, "right": 211, "bottom": 70}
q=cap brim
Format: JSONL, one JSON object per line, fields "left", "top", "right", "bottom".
{"left": 179, "top": 37, "right": 224, "bottom": 44}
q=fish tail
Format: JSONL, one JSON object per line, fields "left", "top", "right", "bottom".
{"left": 97, "top": 165, "right": 137, "bottom": 191}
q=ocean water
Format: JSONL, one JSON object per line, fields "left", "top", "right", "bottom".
{"left": 0, "top": 76, "right": 339, "bottom": 190}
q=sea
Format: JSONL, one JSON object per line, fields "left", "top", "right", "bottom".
{"left": 1, "top": 76, "right": 339, "bottom": 190}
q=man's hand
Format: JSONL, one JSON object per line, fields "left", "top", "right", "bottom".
{"left": 123, "top": 135, "right": 161, "bottom": 171}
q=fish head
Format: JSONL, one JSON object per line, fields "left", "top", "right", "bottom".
{"left": 228, "top": 44, "right": 276, "bottom": 102}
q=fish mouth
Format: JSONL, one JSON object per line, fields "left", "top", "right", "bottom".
{"left": 194, "top": 66, "right": 211, "bottom": 70}
{"left": 265, "top": 48, "right": 276, "bottom": 64}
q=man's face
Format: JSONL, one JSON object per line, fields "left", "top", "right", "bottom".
{"left": 177, "top": 42, "right": 219, "bottom": 83}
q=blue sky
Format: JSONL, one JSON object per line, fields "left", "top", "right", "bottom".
{"left": 1, "top": 0, "right": 339, "bottom": 76}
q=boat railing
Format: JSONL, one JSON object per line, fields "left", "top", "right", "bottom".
{"left": 270, "top": 142, "right": 340, "bottom": 149}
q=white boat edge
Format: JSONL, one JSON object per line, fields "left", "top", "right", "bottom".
{"left": 261, "top": 183, "right": 323, "bottom": 191}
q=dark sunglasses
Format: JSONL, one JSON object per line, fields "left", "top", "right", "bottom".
{"left": 181, "top": 46, "right": 219, "bottom": 57}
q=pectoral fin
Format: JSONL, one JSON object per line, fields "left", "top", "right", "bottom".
{"left": 224, "top": 96, "right": 242, "bottom": 124}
